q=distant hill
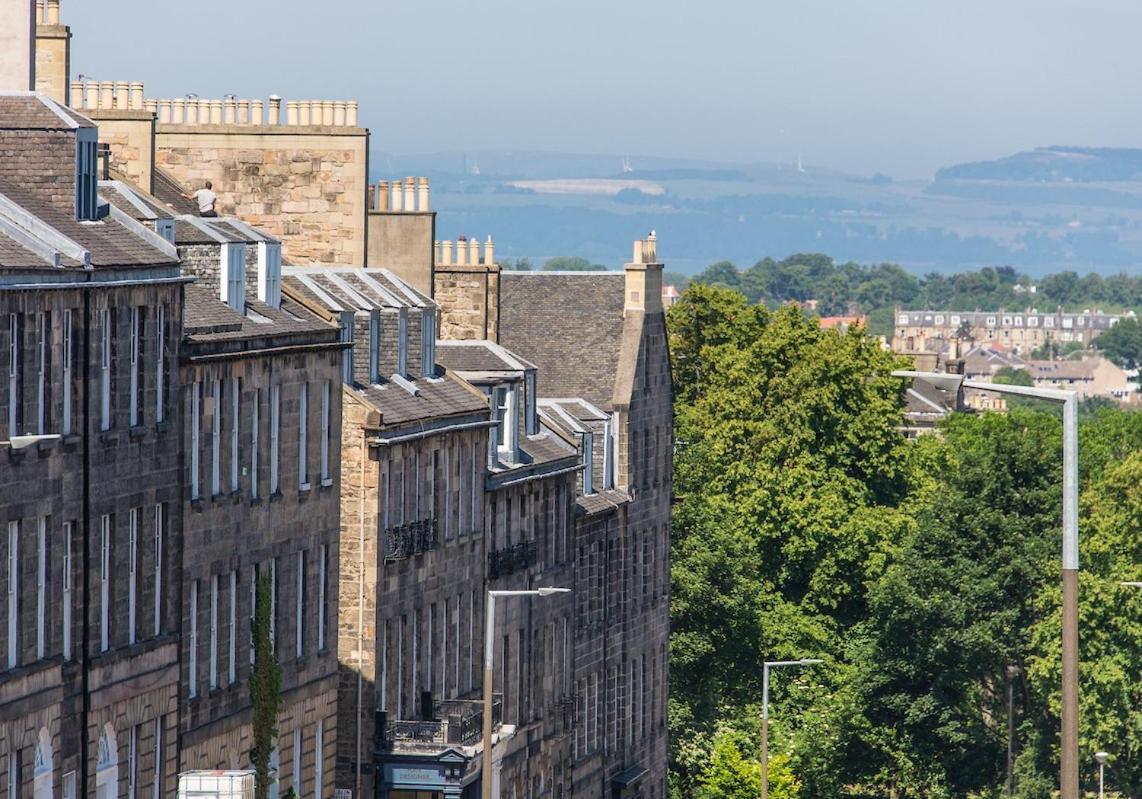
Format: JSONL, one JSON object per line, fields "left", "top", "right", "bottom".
{"left": 936, "top": 147, "right": 1142, "bottom": 183}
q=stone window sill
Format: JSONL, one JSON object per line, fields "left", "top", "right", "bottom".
{"left": 269, "top": 490, "right": 283, "bottom": 504}
{"left": 98, "top": 429, "right": 118, "bottom": 445}
{"left": 128, "top": 425, "right": 147, "bottom": 442}
{"left": 320, "top": 477, "right": 334, "bottom": 490}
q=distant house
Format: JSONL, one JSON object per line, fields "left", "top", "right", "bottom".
{"left": 893, "top": 306, "right": 1121, "bottom": 355}
{"left": 818, "top": 315, "right": 867, "bottom": 334}
{"left": 662, "top": 284, "right": 681, "bottom": 307}
{"left": 1027, "top": 356, "right": 1135, "bottom": 401}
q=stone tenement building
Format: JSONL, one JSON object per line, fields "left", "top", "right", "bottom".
{"left": 892, "top": 305, "right": 1123, "bottom": 355}
{"left": 0, "top": 92, "right": 185, "bottom": 799}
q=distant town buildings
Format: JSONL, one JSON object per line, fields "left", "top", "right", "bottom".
{"left": 893, "top": 305, "right": 1123, "bottom": 355}
{"left": 0, "top": 3, "right": 672, "bottom": 798}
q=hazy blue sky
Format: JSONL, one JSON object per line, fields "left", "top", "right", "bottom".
{"left": 68, "top": 0, "right": 1142, "bottom": 178}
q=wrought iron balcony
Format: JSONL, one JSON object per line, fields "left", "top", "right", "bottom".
{"left": 380, "top": 693, "right": 504, "bottom": 752}
{"left": 383, "top": 518, "right": 440, "bottom": 561}
{"left": 487, "top": 539, "right": 538, "bottom": 579}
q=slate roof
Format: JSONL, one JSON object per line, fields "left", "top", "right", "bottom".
{"left": 282, "top": 266, "right": 431, "bottom": 314}
{"left": 99, "top": 180, "right": 173, "bottom": 221}
{"left": 150, "top": 167, "right": 200, "bottom": 215}
{"left": 183, "top": 284, "right": 335, "bottom": 345}
{"left": 437, "top": 340, "right": 536, "bottom": 374}
{"left": 357, "top": 378, "right": 489, "bottom": 428}
{"left": 0, "top": 92, "right": 93, "bottom": 129}
{"left": 499, "top": 272, "right": 626, "bottom": 411}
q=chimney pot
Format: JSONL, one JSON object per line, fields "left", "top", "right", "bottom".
{"left": 171, "top": 98, "right": 185, "bottom": 124}
{"left": 434, "top": 240, "right": 441, "bottom": 262}
{"left": 333, "top": 100, "right": 346, "bottom": 127}
{"left": 417, "top": 177, "right": 430, "bottom": 212}
{"left": 346, "top": 100, "right": 359, "bottom": 127}
{"left": 114, "top": 81, "right": 129, "bottom": 109}
{"left": 143, "top": 98, "right": 157, "bottom": 117}
{"left": 442, "top": 240, "right": 453, "bottom": 265}
{"left": 484, "top": 235, "right": 495, "bottom": 266}
{"left": 377, "top": 180, "right": 389, "bottom": 211}
{"left": 45, "top": 0, "right": 59, "bottom": 25}
{"left": 129, "top": 81, "right": 144, "bottom": 110}
{"left": 468, "top": 237, "right": 479, "bottom": 265}
{"left": 158, "top": 98, "right": 172, "bottom": 123}
{"left": 268, "top": 95, "right": 282, "bottom": 125}
{"left": 391, "top": 182, "right": 403, "bottom": 212}
{"left": 298, "top": 100, "right": 311, "bottom": 126}
{"left": 251, "top": 99, "right": 264, "bottom": 125}
{"left": 185, "top": 98, "right": 198, "bottom": 124}
{"left": 237, "top": 100, "right": 250, "bottom": 125}
{"left": 403, "top": 177, "right": 415, "bottom": 213}
{"left": 69, "top": 81, "right": 83, "bottom": 108}
{"left": 209, "top": 98, "right": 223, "bottom": 124}
{"left": 223, "top": 97, "right": 236, "bottom": 125}
{"left": 98, "top": 81, "right": 113, "bottom": 109}
{"left": 285, "top": 100, "right": 298, "bottom": 126}
{"left": 321, "top": 100, "right": 334, "bottom": 126}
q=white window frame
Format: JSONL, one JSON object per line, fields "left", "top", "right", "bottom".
{"left": 220, "top": 243, "right": 246, "bottom": 312}
{"left": 151, "top": 720, "right": 162, "bottom": 799}
{"left": 62, "top": 309, "right": 72, "bottom": 435}
{"left": 188, "top": 580, "right": 198, "bottom": 698}
{"left": 62, "top": 521, "right": 72, "bottom": 659}
{"left": 209, "top": 575, "right": 218, "bottom": 689}
{"left": 295, "top": 550, "right": 305, "bottom": 659}
{"left": 228, "top": 570, "right": 237, "bottom": 684}
{"left": 100, "top": 514, "right": 111, "bottom": 652}
{"left": 36, "top": 516, "right": 46, "bottom": 660}
{"left": 258, "top": 242, "right": 282, "bottom": 308}
{"left": 7, "top": 313, "right": 17, "bottom": 438}
{"left": 317, "top": 544, "right": 327, "bottom": 651}
{"left": 155, "top": 305, "right": 165, "bottom": 423}
{"left": 190, "top": 381, "right": 201, "bottom": 499}
{"left": 298, "top": 383, "right": 309, "bottom": 490}
{"left": 320, "top": 380, "right": 331, "bottom": 485}
{"left": 7, "top": 521, "right": 18, "bottom": 668}
{"left": 251, "top": 389, "right": 260, "bottom": 500}
{"left": 581, "top": 431, "right": 595, "bottom": 495}
{"left": 211, "top": 379, "right": 221, "bottom": 496}
{"left": 100, "top": 308, "right": 111, "bottom": 430}
{"left": 129, "top": 307, "right": 140, "bottom": 427}
{"left": 270, "top": 386, "right": 281, "bottom": 494}
{"left": 368, "top": 311, "right": 380, "bottom": 384}
{"left": 421, "top": 308, "right": 435, "bottom": 379}
{"left": 128, "top": 509, "right": 138, "bottom": 645}
{"left": 36, "top": 312, "right": 46, "bottom": 435}
{"left": 231, "top": 379, "right": 240, "bottom": 493}
{"left": 153, "top": 504, "right": 163, "bottom": 637}
{"left": 75, "top": 128, "right": 98, "bottom": 219}
{"left": 397, "top": 307, "right": 408, "bottom": 377}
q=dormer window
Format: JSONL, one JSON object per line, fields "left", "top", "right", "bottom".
{"left": 257, "top": 242, "right": 282, "bottom": 308}
{"left": 581, "top": 431, "right": 595, "bottom": 495}
{"left": 421, "top": 309, "right": 436, "bottom": 379}
{"left": 602, "top": 416, "right": 615, "bottom": 490}
{"left": 155, "top": 219, "right": 175, "bottom": 244}
{"left": 338, "top": 311, "right": 354, "bottom": 385}
{"left": 220, "top": 243, "right": 246, "bottom": 312}
{"left": 493, "top": 384, "right": 518, "bottom": 462}
{"left": 524, "top": 370, "right": 538, "bottom": 436}
{"left": 397, "top": 308, "right": 408, "bottom": 378}
{"left": 368, "top": 310, "right": 381, "bottom": 384}
{"left": 75, "top": 128, "right": 99, "bottom": 220}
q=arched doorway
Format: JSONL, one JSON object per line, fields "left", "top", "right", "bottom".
{"left": 95, "top": 725, "right": 118, "bottom": 799}
{"left": 33, "top": 728, "right": 53, "bottom": 799}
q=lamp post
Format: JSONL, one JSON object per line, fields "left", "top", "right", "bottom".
{"left": 0, "top": 434, "right": 60, "bottom": 449}
{"left": 761, "top": 658, "right": 822, "bottom": 799}
{"left": 482, "top": 587, "right": 570, "bottom": 799}
{"left": 894, "top": 370, "right": 1080, "bottom": 799}
{"left": 1095, "top": 751, "right": 1109, "bottom": 799}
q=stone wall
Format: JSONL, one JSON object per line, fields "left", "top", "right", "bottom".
{"left": 86, "top": 110, "right": 155, "bottom": 192}
{"left": 366, "top": 212, "right": 435, "bottom": 295}
{"left": 34, "top": 16, "right": 69, "bottom": 105}
{"left": 435, "top": 263, "right": 500, "bottom": 342}
{"left": 155, "top": 126, "right": 368, "bottom": 266}
{"left": 0, "top": 276, "right": 185, "bottom": 798}
{"left": 179, "top": 342, "right": 343, "bottom": 787}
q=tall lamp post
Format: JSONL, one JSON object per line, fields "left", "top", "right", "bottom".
{"left": 483, "top": 587, "right": 570, "bottom": 799}
{"left": 761, "top": 658, "right": 822, "bottom": 799}
{"left": 894, "top": 370, "right": 1080, "bottom": 799}
{"left": 1094, "top": 751, "right": 1109, "bottom": 799}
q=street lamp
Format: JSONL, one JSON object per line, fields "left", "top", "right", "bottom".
{"left": 0, "top": 434, "right": 60, "bottom": 450}
{"left": 761, "top": 658, "right": 822, "bottom": 799}
{"left": 894, "top": 370, "right": 1080, "bottom": 799}
{"left": 482, "top": 587, "right": 571, "bottom": 799}
{"left": 1095, "top": 751, "right": 1109, "bottom": 799}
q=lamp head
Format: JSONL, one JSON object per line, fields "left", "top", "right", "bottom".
{"left": 6, "top": 434, "right": 60, "bottom": 450}
{"left": 800, "top": 658, "right": 824, "bottom": 665}
{"left": 537, "top": 587, "right": 571, "bottom": 597}
{"left": 1095, "top": 751, "right": 1109, "bottom": 765}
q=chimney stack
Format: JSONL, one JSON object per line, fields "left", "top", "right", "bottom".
{"left": 625, "top": 231, "right": 663, "bottom": 314}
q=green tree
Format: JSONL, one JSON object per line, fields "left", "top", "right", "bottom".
{"left": 994, "top": 365, "right": 1035, "bottom": 387}
{"left": 1096, "top": 316, "right": 1142, "bottom": 369}
{"left": 695, "top": 260, "right": 742, "bottom": 290}
{"left": 693, "top": 728, "right": 800, "bottom": 799}
{"left": 541, "top": 256, "right": 603, "bottom": 271}
{"left": 500, "top": 257, "right": 533, "bottom": 271}
{"left": 250, "top": 573, "right": 283, "bottom": 799}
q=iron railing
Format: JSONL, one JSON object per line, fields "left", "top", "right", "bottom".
{"left": 384, "top": 518, "right": 440, "bottom": 561}
{"left": 488, "top": 540, "right": 538, "bottom": 579}
{"left": 383, "top": 693, "right": 504, "bottom": 750}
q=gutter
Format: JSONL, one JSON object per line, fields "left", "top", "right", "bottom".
{"left": 366, "top": 419, "right": 497, "bottom": 447}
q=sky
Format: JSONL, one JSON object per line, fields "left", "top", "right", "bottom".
{"left": 66, "top": 0, "right": 1142, "bottom": 179}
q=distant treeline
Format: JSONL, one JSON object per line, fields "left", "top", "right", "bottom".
{"left": 680, "top": 254, "right": 1142, "bottom": 337}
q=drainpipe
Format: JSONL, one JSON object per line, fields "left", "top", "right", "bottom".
{"left": 79, "top": 282, "right": 91, "bottom": 798}
{"left": 356, "top": 429, "right": 366, "bottom": 798}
